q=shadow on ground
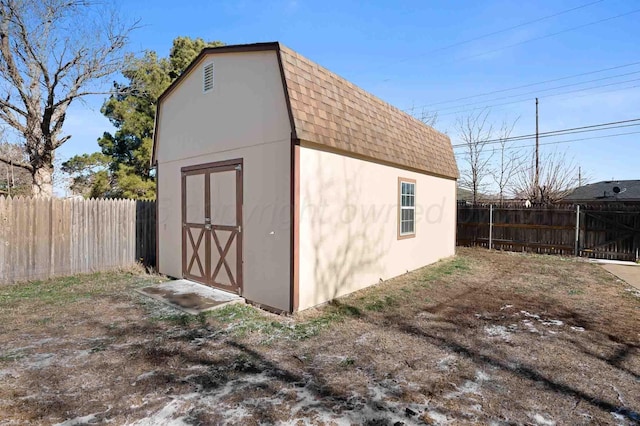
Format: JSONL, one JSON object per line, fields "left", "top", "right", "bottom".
{"left": 1, "top": 248, "right": 639, "bottom": 425}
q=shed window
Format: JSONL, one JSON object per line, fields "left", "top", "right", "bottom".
{"left": 203, "top": 62, "right": 214, "bottom": 93}
{"left": 398, "top": 178, "right": 416, "bottom": 238}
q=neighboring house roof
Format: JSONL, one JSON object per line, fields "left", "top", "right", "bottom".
{"left": 457, "top": 187, "right": 475, "bottom": 202}
{"left": 563, "top": 180, "right": 640, "bottom": 202}
{"left": 153, "top": 42, "right": 458, "bottom": 180}
{"left": 456, "top": 187, "right": 496, "bottom": 203}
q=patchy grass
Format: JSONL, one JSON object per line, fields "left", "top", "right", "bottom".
{"left": 205, "top": 301, "right": 363, "bottom": 342}
{"left": 1, "top": 249, "right": 639, "bottom": 425}
{"left": 0, "top": 270, "right": 162, "bottom": 306}
{"left": 0, "top": 275, "right": 85, "bottom": 305}
{"left": 363, "top": 294, "right": 398, "bottom": 311}
{"left": 339, "top": 357, "right": 356, "bottom": 368}
{"left": 421, "top": 256, "right": 470, "bottom": 280}
{"left": 0, "top": 350, "right": 25, "bottom": 362}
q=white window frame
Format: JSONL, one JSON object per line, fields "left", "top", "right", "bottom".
{"left": 203, "top": 61, "right": 214, "bottom": 93}
{"left": 398, "top": 178, "right": 416, "bottom": 239}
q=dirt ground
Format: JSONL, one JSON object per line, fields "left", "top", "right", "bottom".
{"left": 1, "top": 248, "right": 639, "bottom": 425}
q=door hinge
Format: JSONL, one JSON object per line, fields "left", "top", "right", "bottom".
{"left": 235, "top": 164, "right": 242, "bottom": 171}
{"left": 237, "top": 225, "right": 242, "bottom": 233}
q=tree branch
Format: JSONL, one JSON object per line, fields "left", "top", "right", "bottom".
{"left": 13, "top": 7, "right": 50, "bottom": 95}
{"left": 0, "top": 97, "right": 27, "bottom": 117}
{"left": 0, "top": 107, "right": 26, "bottom": 133}
{"left": 52, "top": 89, "right": 117, "bottom": 110}
{"left": 53, "top": 134, "right": 71, "bottom": 149}
{"left": 0, "top": 3, "right": 30, "bottom": 111}
{"left": 51, "top": 49, "right": 79, "bottom": 95}
{"left": 0, "top": 153, "right": 33, "bottom": 171}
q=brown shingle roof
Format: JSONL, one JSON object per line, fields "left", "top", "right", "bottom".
{"left": 153, "top": 42, "right": 458, "bottom": 179}
{"left": 278, "top": 45, "right": 458, "bottom": 179}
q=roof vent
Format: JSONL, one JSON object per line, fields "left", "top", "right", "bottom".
{"left": 203, "top": 62, "right": 214, "bottom": 93}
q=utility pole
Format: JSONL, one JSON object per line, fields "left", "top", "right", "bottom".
{"left": 578, "top": 166, "right": 582, "bottom": 187}
{"left": 535, "top": 98, "right": 539, "bottom": 202}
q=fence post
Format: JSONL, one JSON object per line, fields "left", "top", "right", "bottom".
{"left": 489, "top": 204, "right": 493, "bottom": 250}
{"left": 574, "top": 204, "right": 580, "bottom": 256}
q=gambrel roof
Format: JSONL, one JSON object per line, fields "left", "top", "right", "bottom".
{"left": 153, "top": 42, "right": 459, "bottom": 180}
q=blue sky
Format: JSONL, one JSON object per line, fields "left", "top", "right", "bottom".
{"left": 61, "top": 0, "right": 640, "bottom": 188}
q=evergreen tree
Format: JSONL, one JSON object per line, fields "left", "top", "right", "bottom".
{"left": 65, "top": 37, "right": 223, "bottom": 198}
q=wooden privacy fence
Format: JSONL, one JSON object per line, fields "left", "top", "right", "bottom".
{"left": 457, "top": 203, "right": 640, "bottom": 261}
{"left": 0, "top": 196, "right": 156, "bottom": 284}
{"left": 135, "top": 200, "right": 156, "bottom": 269}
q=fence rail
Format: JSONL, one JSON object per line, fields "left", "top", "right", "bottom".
{"left": 457, "top": 203, "right": 640, "bottom": 261}
{"left": 0, "top": 196, "right": 156, "bottom": 284}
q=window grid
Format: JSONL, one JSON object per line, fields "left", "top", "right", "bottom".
{"left": 399, "top": 179, "right": 416, "bottom": 238}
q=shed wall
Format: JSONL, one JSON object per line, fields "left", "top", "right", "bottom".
{"left": 297, "top": 145, "right": 456, "bottom": 310}
{"left": 156, "top": 50, "right": 291, "bottom": 163}
{"left": 155, "top": 50, "right": 292, "bottom": 312}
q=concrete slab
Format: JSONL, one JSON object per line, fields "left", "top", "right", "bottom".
{"left": 136, "top": 279, "right": 244, "bottom": 314}
{"left": 588, "top": 258, "right": 638, "bottom": 266}
{"left": 601, "top": 264, "right": 640, "bottom": 291}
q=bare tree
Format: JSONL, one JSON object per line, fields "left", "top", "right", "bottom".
{"left": 512, "top": 150, "right": 579, "bottom": 203}
{"left": 0, "top": 139, "right": 30, "bottom": 196}
{"left": 418, "top": 109, "right": 438, "bottom": 128}
{"left": 456, "top": 109, "right": 494, "bottom": 204}
{"left": 490, "top": 118, "right": 523, "bottom": 203}
{"left": 407, "top": 104, "right": 439, "bottom": 127}
{"left": 0, "top": 0, "right": 136, "bottom": 197}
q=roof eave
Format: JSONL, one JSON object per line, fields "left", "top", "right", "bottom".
{"left": 298, "top": 139, "right": 458, "bottom": 180}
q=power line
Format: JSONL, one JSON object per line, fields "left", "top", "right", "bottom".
{"left": 425, "top": 69, "right": 640, "bottom": 113}
{"left": 454, "top": 130, "right": 640, "bottom": 156}
{"left": 510, "top": 122, "right": 640, "bottom": 142}
{"left": 452, "top": 118, "right": 640, "bottom": 147}
{"left": 399, "top": 8, "right": 640, "bottom": 116}
{"left": 453, "top": 118, "right": 640, "bottom": 146}
{"left": 444, "top": 8, "right": 640, "bottom": 67}
{"left": 380, "top": 0, "right": 604, "bottom": 71}
{"left": 403, "top": 60, "right": 640, "bottom": 110}
{"left": 440, "top": 82, "right": 640, "bottom": 119}
{"left": 452, "top": 122, "right": 640, "bottom": 149}
{"left": 436, "top": 79, "right": 640, "bottom": 117}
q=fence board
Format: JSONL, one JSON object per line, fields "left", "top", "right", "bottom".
{"left": 458, "top": 202, "right": 640, "bottom": 261}
{"left": 16, "top": 197, "right": 27, "bottom": 281}
{"left": 0, "top": 196, "right": 157, "bottom": 284}
{"left": 135, "top": 200, "right": 156, "bottom": 269}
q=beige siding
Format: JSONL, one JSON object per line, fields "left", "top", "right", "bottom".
{"left": 298, "top": 144, "right": 456, "bottom": 310}
{"left": 156, "top": 50, "right": 291, "bottom": 163}
{"left": 156, "top": 50, "right": 291, "bottom": 312}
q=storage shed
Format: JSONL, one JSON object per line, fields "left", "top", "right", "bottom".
{"left": 152, "top": 42, "right": 459, "bottom": 313}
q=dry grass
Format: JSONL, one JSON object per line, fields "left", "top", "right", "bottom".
{"left": 0, "top": 248, "right": 639, "bottom": 425}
